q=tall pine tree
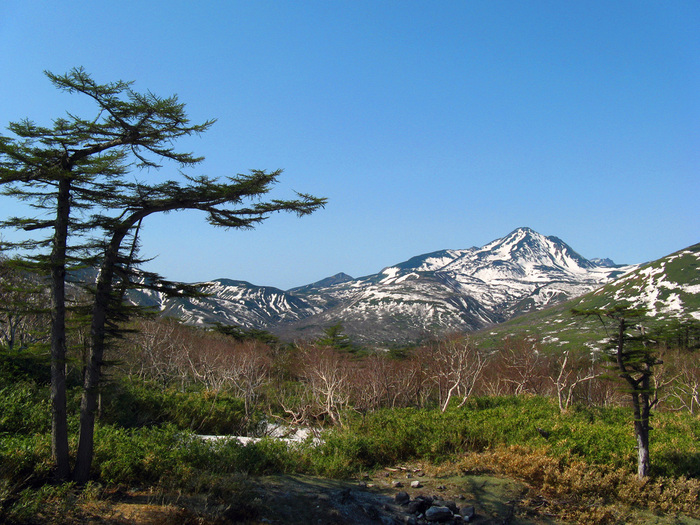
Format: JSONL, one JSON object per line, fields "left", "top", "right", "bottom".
{"left": 0, "top": 68, "right": 325, "bottom": 482}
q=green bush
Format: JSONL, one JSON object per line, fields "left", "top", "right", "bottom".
{"left": 304, "top": 396, "right": 700, "bottom": 479}
{"left": 93, "top": 424, "right": 190, "bottom": 484}
{"left": 98, "top": 378, "right": 254, "bottom": 434}
{"left": 91, "top": 424, "right": 304, "bottom": 486}
{"left": 0, "top": 348, "right": 51, "bottom": 385}
{"left": 0, "top": 433, "right": 53, "bottom": 485}
{"left": 0, "top": 382, "right": 50, "bottom": 435}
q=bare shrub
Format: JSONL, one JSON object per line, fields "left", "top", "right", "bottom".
{"left": 666, "top": 347, "right": 700, "bottom": 413}
{"left": 117, "top": 319, "right": 272, "bottom": 417}
{"left": 479, "top": 336, "right": 549, "bottom": 396}
{"left": 430, "top": 336, "right": 487, "bottom": 411}
{"left": 0, "top": 258, "right": 50, "bottom": 351}
{"left": 548, "top": 349, "right": 602, "bottom": 412}
{"left": 281, "top": 344, "right": 352, "bottom": 426}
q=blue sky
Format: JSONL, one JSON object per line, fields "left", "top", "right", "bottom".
{"left": 1, "top": 1, "right": 698, "bottom": 290}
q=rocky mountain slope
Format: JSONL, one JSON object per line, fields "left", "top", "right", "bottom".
{"left": 146, "top": 227, "right": 640, "bottom": 345}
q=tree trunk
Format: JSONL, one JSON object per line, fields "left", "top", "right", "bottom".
{"left": 635, "top": 418, "right": 650, "bottom": 479}
{"left": 632, "top": 389, "right": 651, "bottom": 478}
{"left": 615, "top": 316, "right": 651, "bottom": 479}
{"left": 72, "top": 227, "right": 126, "bottom": 483}
{"left": 50, "top": 177, "right": 71, "bottom": 480}
{"left": 629, "top": 386, "right": 652, "bottom": 479}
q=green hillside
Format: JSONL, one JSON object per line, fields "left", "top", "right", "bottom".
{"left": 475, "top": 243, "right": 700, "bottom": 351}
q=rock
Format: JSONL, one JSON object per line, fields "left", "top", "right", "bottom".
{"left": 425, "top": 506, "right": 454, "bottom": 522}
{"left": 363, "top": 504, "right": 379, "bottom": 520}
{"left": 395, "top": 491, "right": 410, "bottom": 505}
{"left": 459, "top": 505, "right": 476, "bottom": 522}
{"left": 392, "top": 480, "right": 404, "bottom": 488}
{"left": 410, "top": 480, "right": 423, "bottom": 488}
{"left": 407, "top": 496, "right": 432, "bottom": 515}
{"left": 442, "top": 501, "right": 459, "bottom": 514}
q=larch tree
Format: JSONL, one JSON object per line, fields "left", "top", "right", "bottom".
{"left": 573, "top": 305, "right": 661, "bottom": 478}
{"left": 0, "top": 68, "right": 325, "bottom": 482}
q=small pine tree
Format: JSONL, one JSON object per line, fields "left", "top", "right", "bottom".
{"left": 317, "top": 322, "right": 353, "bottom": 351}
{"left": 573, "top": 305, "right": 661, "bottom": 478}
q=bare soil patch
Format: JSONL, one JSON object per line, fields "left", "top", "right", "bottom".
{"left": 49, "top": 466, "right": 699, "bottom": 524}
{"left": 64, "top": 468, "right": 561, "bottom": 524}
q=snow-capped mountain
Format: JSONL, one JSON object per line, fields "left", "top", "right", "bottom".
{"left": 479, "top": 242, "right": 700, "bottom": 351}
{"left": 152, "top": 227, "right": 639, "bottom": 345}
{"left": 158, "top": 279, "right": 321, "bottom": 328}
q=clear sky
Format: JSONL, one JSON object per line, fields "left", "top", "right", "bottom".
{"left": 1, "top": 1, "right": 698, "bottom": 290}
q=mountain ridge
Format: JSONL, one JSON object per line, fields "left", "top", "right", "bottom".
{"left": 142, "top": 227, "right": 653, "bottom": 345}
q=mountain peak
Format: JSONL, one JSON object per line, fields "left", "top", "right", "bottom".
{"left": 478, "top": 227, "right": 594, "bottom": 273}
{"left": 288, "top": 272, "right": 354, "bottom": 293}
{"left": 590, "top": 257, "right": 618, "bottom": 268}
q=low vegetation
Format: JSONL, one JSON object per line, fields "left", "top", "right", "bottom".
{"left": 1, "top": 313, "right": 699, "bottom": 524}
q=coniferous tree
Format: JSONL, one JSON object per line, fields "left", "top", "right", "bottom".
{"left": 573, "top": 305, "right": 661, "bottom": 478}
{"left": 0, "top": 68, "right": 326, "bottom": 482}
{"left": 317, "top": 321, "right": 353, "bottom": 351}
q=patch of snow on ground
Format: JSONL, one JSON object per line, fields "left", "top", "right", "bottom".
{"left": 666, "top": 250, "right": 696, "bottom": 263}
{"left": 379, "top": 267, "right": 400, "bottom": 284}
{"left": 396, "top": 272, "right": 419, "bottom": 284}
{"left": 198, "top": 424, "right": 321, "bottom": 447}
{"left": 661, "top": 293, "right": 684, "bottom": 315}
{"left": 684, "top": 284, "right": 700, "bottom": 294}
{"left": 616, "top": 263, "right": 668, "bottom": 315}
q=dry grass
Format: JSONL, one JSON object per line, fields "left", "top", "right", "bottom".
{"left": 451, "top": 445, "right": 700, "bottom": 524}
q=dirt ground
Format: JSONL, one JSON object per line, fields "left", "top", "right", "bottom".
{"left": 65, "top": 467, "right": 700, "bottom": 524}
{"left": 245, "top": 470, "right": 556, "bottom": 524}
{"left": 75, "top": 467, "right": 561, "bottom": 524}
